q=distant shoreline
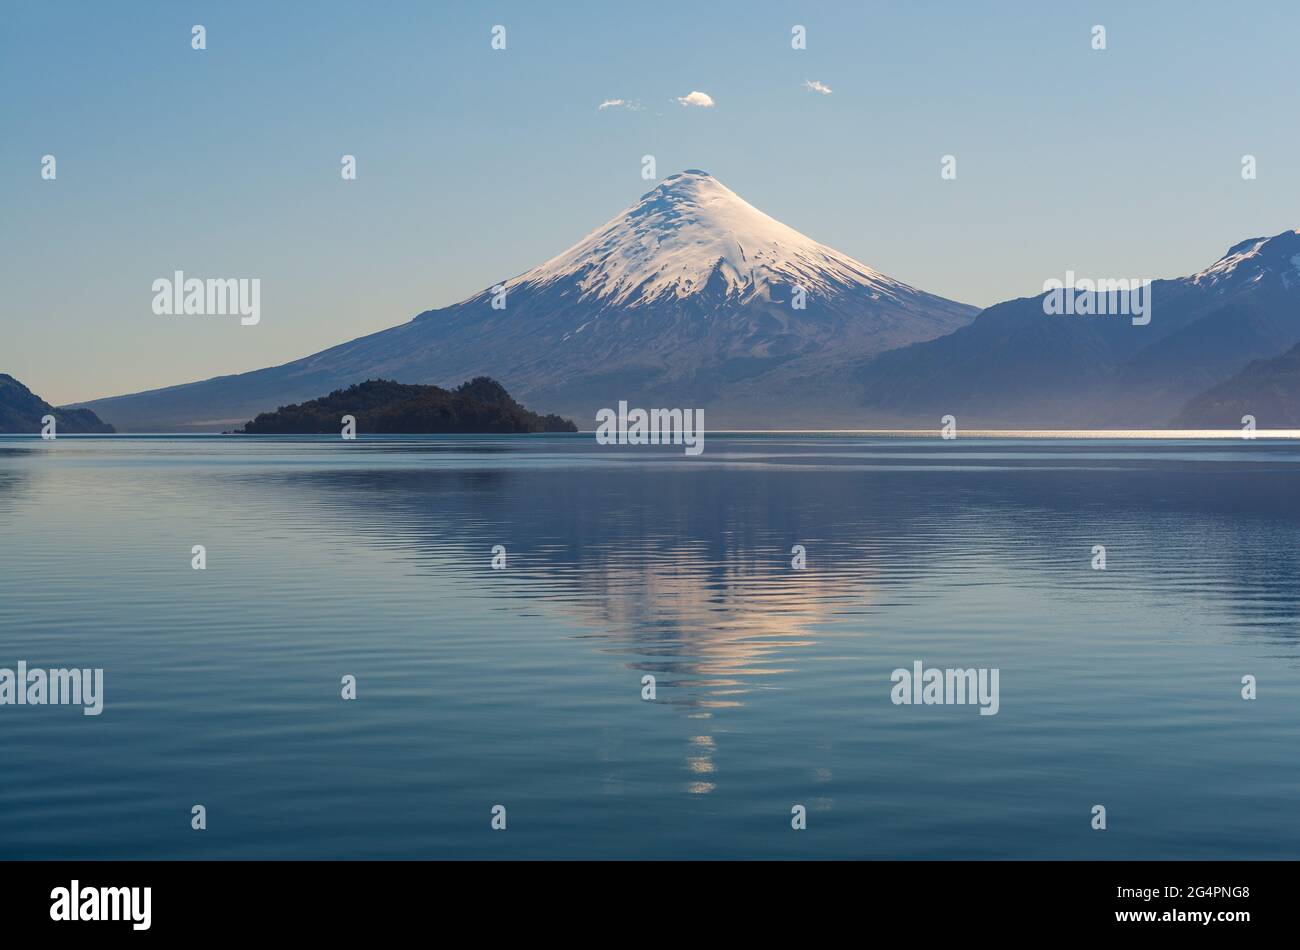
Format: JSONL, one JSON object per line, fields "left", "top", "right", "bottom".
{"left": 6, "top": 429, "right": 1300, "bottom": 440}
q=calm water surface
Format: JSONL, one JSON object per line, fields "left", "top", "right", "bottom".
{"left": 1, "top": 434, "right": 1298, "bottom": 859}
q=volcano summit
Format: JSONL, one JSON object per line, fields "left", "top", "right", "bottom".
{"left": 80, "top": 170, "right": 978, "bottom": 431}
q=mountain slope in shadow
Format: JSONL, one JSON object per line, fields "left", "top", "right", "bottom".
{"left": 854, "top": 230, "right": 1300, "bottom": 427}
{"left": 1173, "top": 341, "right": 1300, "bottom": 427}
{"left": 0, "top": 374, "right": 114, "bottom": 434}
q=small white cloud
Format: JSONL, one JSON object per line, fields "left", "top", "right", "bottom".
{"left": 803, "top": 79, "right": 833, "bottom": 95}
{"left": 598, "top": 98, "right": 643, "bottom": 112}
{"left": 675, "top": 90, "right": 715, "bottom": 108}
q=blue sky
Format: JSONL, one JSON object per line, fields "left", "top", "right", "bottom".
{"left": 4, "top": 0, "right": 1298, "bottom": 404}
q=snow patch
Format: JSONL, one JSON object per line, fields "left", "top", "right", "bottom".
{"left": 500, "top": 170, "right": 916, "bottom": 308}
{"left": 1191, "top": 230, "right": 1300, "bottom": 289}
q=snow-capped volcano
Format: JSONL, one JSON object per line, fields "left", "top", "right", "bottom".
{"left": 77, "top": 171, "right": 980, "bottom": 430}
{"left": 508, "top": 169, "right": 915, "bottom": 309}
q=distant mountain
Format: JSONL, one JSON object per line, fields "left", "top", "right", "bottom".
{"left": 0, "top": 374, "right": 114, "bottom": 434}
{"left": 75, "top": 170, "right": 977, "bottom": 431}
{"left": 1173, "top": 341, "right": 1300, "bottom": 427}
{"left": 240, "top": 377, "right": 577, "bottom": 434}
{"left": 855, "top": 230, "right": 1300, "bottom": 427}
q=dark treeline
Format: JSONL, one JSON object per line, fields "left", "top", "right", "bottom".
{"left": 240, "top": 377, "right": 578, "bottom": 434}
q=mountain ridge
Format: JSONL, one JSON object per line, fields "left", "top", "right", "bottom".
{"left": 71, "top": 170, "right": 1300, "bottom": 431}
{"left": 74, "top": 170, "right": 978, "bottom": 431}
{"left": 0, "top": 374, "right": 115, "bottom": 434}
{"left": 853, "top": 229, "right": 1300, "bottom": 426}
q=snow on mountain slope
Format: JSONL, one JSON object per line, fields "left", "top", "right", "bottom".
{"left": 1191, "top": 229, "right": 1300, "bottom": 291}
{"left": 508, "top": 169, "right": 916, "bottom": 308}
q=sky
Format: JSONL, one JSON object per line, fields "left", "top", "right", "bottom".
{"left": 3, "top": 0, "right": 1298, "bottom": 405}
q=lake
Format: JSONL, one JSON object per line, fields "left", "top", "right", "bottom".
{"left": 1, "top": 433, "right": 1297, "bottom": 859}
